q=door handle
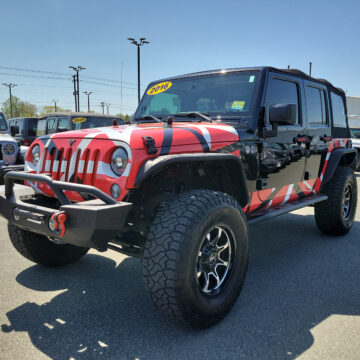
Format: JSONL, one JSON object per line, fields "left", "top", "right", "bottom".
{"left": 320, "top": 135, "right": 331, "bottom": 143}
{"left": 294, "top": 135, "right": 308, "bottom": 144}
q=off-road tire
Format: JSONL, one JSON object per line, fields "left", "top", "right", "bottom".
{"left": 143, "top": 190, "right": 248, "bottom": 328}
{"left": 315, "top": 166, "right": 357, "bottom": 235}
{"left": 356, "top": 150, "right": 360, "bottom": 172}
{"left": 8, "top": 223, "right": 89, "bottom": 266}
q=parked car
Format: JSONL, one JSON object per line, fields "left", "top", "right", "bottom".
{"left": 0, "top": 112, "right": 23, "bottom": 183}
{"left": 350, "top": 128, "right": 360, "bottom": 170}
{"left": 7, "top": 117, "right": 38, "bottom": 146}
{"left": 0, "top": 67, "right": 357, "bottom": 328}
{"left": 36, "top": 113, "right": 125, "bottom": 137}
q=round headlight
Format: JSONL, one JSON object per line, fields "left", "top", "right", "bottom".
{"left": 32, "top": 145, "right": 41, "bottom": 165}
{"left": 111, "top": 147, "right": 128, "bottom": 176}
{"left": 3, "top": 143, "right": 16, "bottom": 156}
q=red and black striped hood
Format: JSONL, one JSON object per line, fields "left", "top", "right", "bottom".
{"left": 25, "top": 122, "right": 240, "bottom": 201}
{"left": 43, "top": 122, "right": 240, "bottom": 150}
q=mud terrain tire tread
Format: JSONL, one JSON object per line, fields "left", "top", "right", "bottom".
{"left": 143, "top": 190, "right": 248, "bottom": 328}
{"left": 315, "top": 166, "right": 357, "bottom": 235}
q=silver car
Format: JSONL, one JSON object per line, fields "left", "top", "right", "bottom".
{"left": 0, "top": 112, "right": 23, "bottom": 183}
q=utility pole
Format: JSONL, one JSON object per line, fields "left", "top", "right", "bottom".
{"left": 72, "top": 75, "right": 78, "bottom": 111}
{"left": 127, "top": 37, "right": 150, "bottom": 103}
{"left": 2, "top": 83, "right": 17, "bottom": 118}
{"left": 100, "top": 102, "right": 105, "bottom": 114}
{"left": 69, "top": 66, "right": 86, "bottom": 111}
{"left": 309, "top": 62, "right": 312, "bottom": 77}
{"left": 53, "top": 99, "right": 58, "bottom": 112}
{"left": 106, "top": 103, "right": 111, "bottom": 115}
{"left": 83, "top": 92, "right": 93, "bottom": 112}
{"left": 120, "top": 61, "right": 123, "bottom": 114}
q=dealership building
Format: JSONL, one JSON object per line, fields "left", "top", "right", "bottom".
{"left": 347, "top": 96, "right": 360, "bottom": 129}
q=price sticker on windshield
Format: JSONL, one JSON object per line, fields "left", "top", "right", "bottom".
{"left": 147, "top": 81, "right": 172, "bottom": 96}
{"left": 72, "top": 117, "right": 87, "bottom": 124}
{"left": 231, "top": 101, "right": 245, "bottom": 110}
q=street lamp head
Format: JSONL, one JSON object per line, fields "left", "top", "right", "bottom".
{"left": 140, "top": 37, "right": 146, "bottom": 41}
{"left": 127, "top": 38, "right": 135, "bottom": 41}
{"left": 143, "top": 40, "right": 150, "bottom": 44}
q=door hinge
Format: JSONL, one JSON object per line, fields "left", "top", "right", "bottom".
{"left": 256, "top": 179, "right": 268, "bottom": 190}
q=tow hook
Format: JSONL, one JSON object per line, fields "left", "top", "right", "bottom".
{"left": 49, "top": 212, "right": 67, "bottom": 237}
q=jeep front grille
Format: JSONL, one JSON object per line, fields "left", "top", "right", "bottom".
{"left": 40, "top": 146, "right": 100, "bottom": 185}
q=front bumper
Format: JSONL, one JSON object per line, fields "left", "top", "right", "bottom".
{"left": 0, "top": 172, "right": 132, "bottom": 251}
{"left": 0, "top": 164, "right": 24, "bottom": 179}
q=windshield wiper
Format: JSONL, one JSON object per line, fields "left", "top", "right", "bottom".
{"left": 173, "top": 112, "right": 213, "bottom": 123}
{"left": 134, "top": 115, "right": 162, "bottom": 123}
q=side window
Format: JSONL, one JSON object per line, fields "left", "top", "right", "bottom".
{"left": 58, "top": 117, "right": 70, "bottom": 130}
{"left": 266, "top": 78, "right": 299, "bottom": 125}
{"left": 47, "top": 117, "right": 57, "bottom": 134}
{"left": 16, "top": 120, "right": 24, "bottom": 135}
{"left": 331, "top": 92, "right": 346, "bottom": 128}
{"left": 305, "top": 86, "right": 328, "bottom": 125}
{"left": 28, "top": 119, "right": 38, "bottom": 137}
{"left": 36, "top": 119, "right": 47, "bottom": 136}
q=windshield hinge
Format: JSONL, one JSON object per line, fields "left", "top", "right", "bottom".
{"left": 142, "top": 136, "right": 158, "bottom": 155}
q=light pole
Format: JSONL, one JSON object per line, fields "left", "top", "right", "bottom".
{"left": 100, "top": 102, "right": 105, "bottom": 114}
{"left": 69, "top": 66, "right": 86, "bottom": 111}
{"left": 83, "top": 91, "right": 93, "bottom": 112}
{"left": 127, "top": 37, "right": 149, "bottom": 103}
{"left": 53, "top": 99, "right": 58, "bottom": 112}
{"left": 2, "top": 83, "right": 17, "bottom": 118}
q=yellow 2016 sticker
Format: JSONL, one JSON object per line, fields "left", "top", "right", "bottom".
{"left": 72, "top": 117, "right": 87, "bottom": 124}
{"left": 231, "top": 101, "right": 245, "bottom": 110}
{"left": 147, "top": 81, "right": 172, "bottom": 95}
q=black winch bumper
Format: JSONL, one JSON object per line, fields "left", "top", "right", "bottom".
{"left": 0, "top": 164, "right": 24, "bottom": 179}
{"left": 0, "top": 172, "right": 132, "bottom": 251}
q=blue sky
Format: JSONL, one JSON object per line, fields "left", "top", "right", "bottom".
{"left": 0, "top": 0, "right": 359, "bottom": 115}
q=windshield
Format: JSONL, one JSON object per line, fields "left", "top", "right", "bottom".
{"left": 70, "top": 116, "right": 123, "bottom": 130}
{"left": 135, "top": 71, "right": 260, "bottom": 121}
{"left": 0, "top": 113, "right": 7, "bottom": 132}
{"left": 350, "top": 128, "right": 360, "bottom": 139}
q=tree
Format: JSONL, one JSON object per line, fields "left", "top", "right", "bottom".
{"left": 2, "top": 96, "right": 38, "bottom": 118}
{"left": 116, "top": 113, "right": 131, "bottom": 123}
{"left": 39, "top": 106, "right": 71, "bottom": 115}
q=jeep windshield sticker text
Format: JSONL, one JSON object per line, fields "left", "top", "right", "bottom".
{"left": 231, "top": 101, "right": 245, "bottom": 110}
{"left": 147, "top": 81, "right": 172, "bottom": 95}
{"left": 72, "top": 117, "right": 87, "bottom": 124}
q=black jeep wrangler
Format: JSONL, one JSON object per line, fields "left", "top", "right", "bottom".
{"left": 0, "top": 67, "right": 357, "bottom": 327}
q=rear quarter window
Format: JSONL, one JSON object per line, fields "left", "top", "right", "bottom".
{"left": 331, "top": 92, "right": 347, "bottom": 128}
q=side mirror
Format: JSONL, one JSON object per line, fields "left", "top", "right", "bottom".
{"left": 269, "top": 104, "right": 297, "bottom": 125}
{"left": 262, "top": 104, "right": 297, "bottom": 138}
{"left": 10, "top": 125, "right": 19, "bottom": 137}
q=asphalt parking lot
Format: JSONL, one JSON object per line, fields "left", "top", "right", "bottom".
{"left": 0, "top": 177, "right": 360, "bottom": 360}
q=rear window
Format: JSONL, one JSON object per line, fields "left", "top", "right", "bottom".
{"left": 36, "top": 119, "right": 47, "bottom": 136}
{"left": 331, "top": 92, "right": 347, "bottom": 128}
{"left": 0, "top": 114, "right": 8, "bottom": 131}
{"left": 28, "top": 118, "right": 38, "bottom": 136}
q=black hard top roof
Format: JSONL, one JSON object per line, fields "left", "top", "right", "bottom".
{"left": 38, "top": 112, "right": 123, "bottom": 119}
{"left": 7, "top": 116, "right": 39, "bottom": 120}
{"left": 154, "top": 66, "right": 345, "bottom": 95}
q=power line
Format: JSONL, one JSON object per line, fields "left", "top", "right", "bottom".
{"left": 0, "top": 65, "right": 141, "bottom": 86}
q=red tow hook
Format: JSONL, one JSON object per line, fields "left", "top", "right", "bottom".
{"left": 49, "top": 212, "right": 67, "bottom": 237}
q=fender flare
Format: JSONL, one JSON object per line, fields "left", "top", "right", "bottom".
{"left": 134, "top": 153, "right": 249, "bottom": 207}
{"left": 321, "top": 147, "right": 357, "bottom": 187}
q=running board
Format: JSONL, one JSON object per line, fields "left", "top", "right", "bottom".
{"left": 247, "top": 194, "right": 328, "bottom": 226}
